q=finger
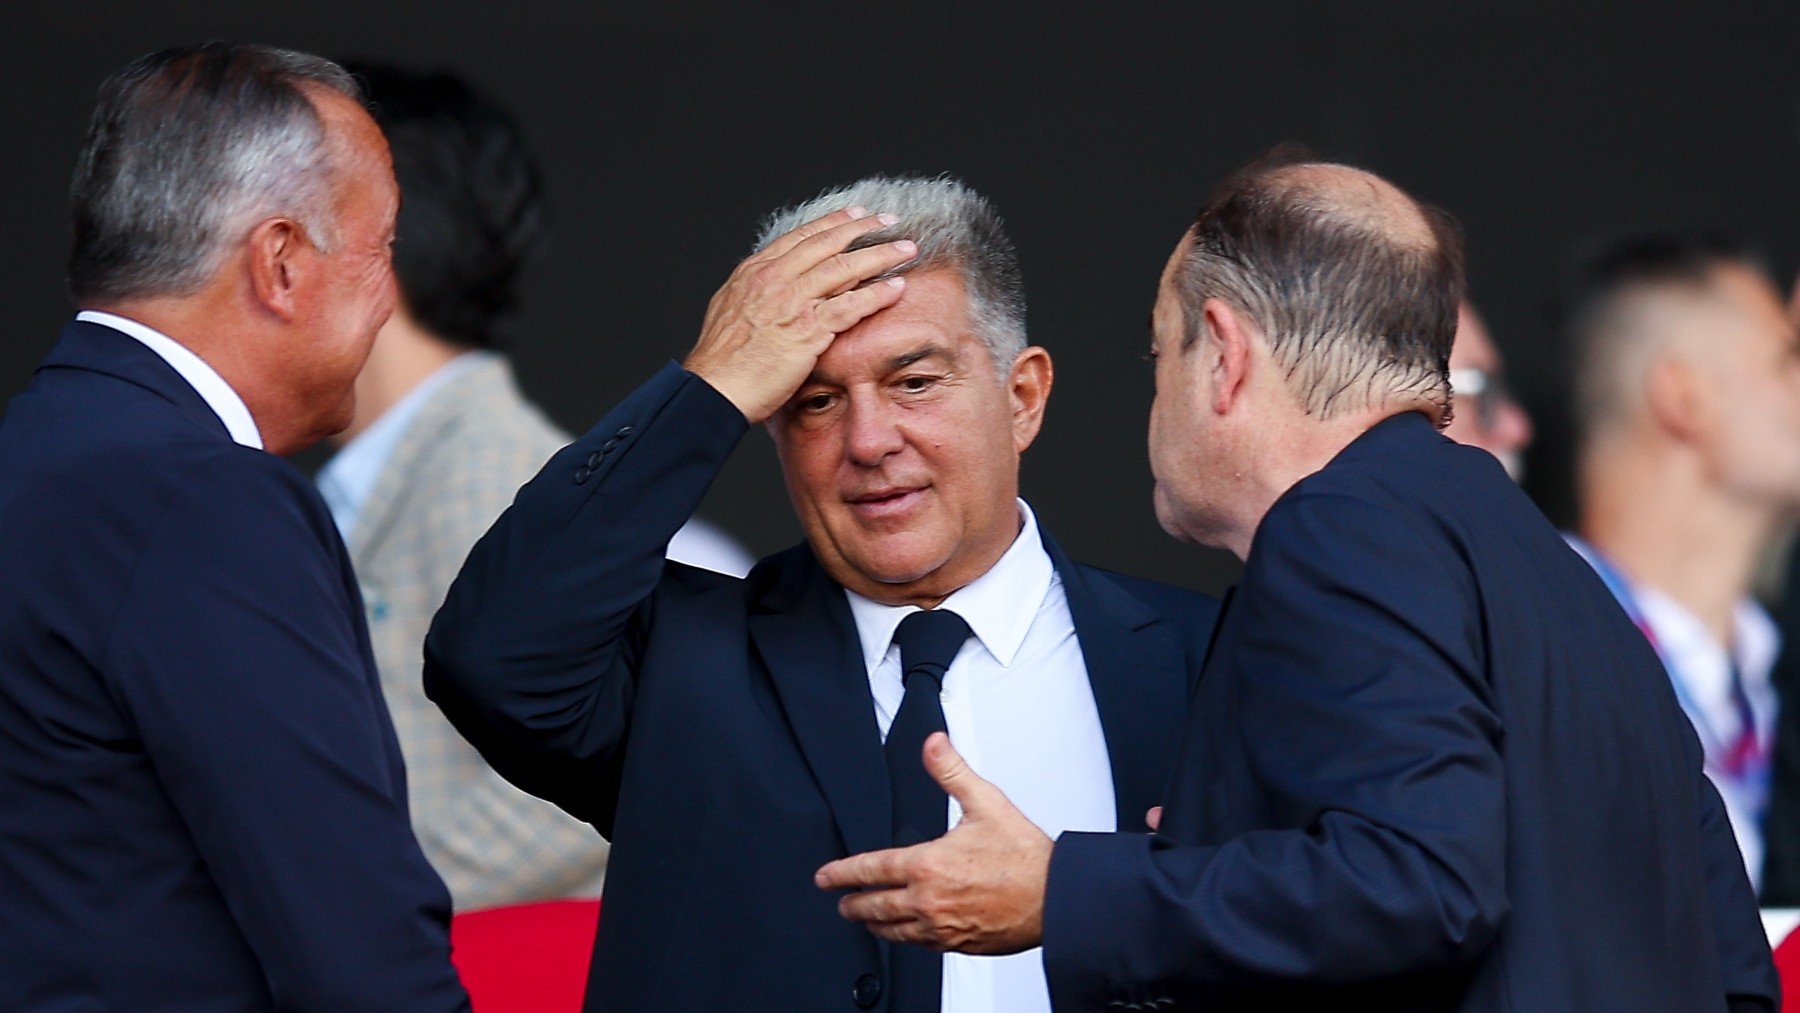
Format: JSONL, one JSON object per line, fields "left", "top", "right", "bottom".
{"left": 815, "top": 844, "right": 915, "bottom": 890}
{"left": 1146, "top": 806, "right": 1163, "bottom": 832}
{"left": 775, "top": 211, "right": 903, "bottom": 279}
{"left": 813, "top": 276, "right": 908, "bottom": 334}
{"left": 922, "top": 731, "right": 1009, "bottom": 816}
{"left": 757, "top": 205, "right": 872, "bottom": 261}
{"left": 800, "top": 238, "right": 918, "bottom": 299}
{"left": 838, "top": 887, "right": 917, "bottom": 925}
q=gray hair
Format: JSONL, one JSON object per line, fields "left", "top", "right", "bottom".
{"left": 68, "top": 42, "right": 362, "bottom": 304}
{"left": 756, "top": 176, "right": 1027, "bottom": 373}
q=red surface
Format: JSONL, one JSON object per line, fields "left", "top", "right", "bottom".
{"left": 1777, "top": 925, "right": 1800, "bottom": 1012}
{"left": 449, "top": 899, "right": 600, "bottom": 1013}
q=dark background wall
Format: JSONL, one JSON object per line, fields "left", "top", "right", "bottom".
{"left": 7, "top": 3, "right": 1800, "bottom": 596}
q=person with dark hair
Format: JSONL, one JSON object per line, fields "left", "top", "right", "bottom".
{"left": 424, "top": 176, "right": 1217, "bottom": 1011}
{"left": 819, "top": 158, "right": 1777, "bottom": 1010}
{"left": 0, "top": 44, "right": 466, "bottom": 1009}
{"left": 316, "top": 61, "right": 748, "bottom": 914}
{"left": 1561, "top": 233, "right": 1800, "bottom": 894}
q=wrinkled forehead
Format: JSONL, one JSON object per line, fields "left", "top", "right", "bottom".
{"left": 808, "top": 269, "right": 984, "bottom": 383}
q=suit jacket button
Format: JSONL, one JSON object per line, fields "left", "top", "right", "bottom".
{"left": 852, "top": 972, "right": 882, "bottom": 1008}
{"left": 586, "top": 450, "right": 602, "bottom": 468}
{"left": 615, "top": 425, "right": 634, "bottom": 437}
{"left": 574, "top": 465, "right": 591, "bottom": 485}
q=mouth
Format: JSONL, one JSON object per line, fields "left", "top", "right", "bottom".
{"left": 844, "top": 485, "right": 928, "bottom": 520}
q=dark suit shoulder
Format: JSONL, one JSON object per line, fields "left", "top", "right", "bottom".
{"left": 1071, "top": 563, "right": 1222, "bottom": 644}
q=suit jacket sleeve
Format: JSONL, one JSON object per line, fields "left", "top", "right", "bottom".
{"left": 1698, "top": 760, "right": 1782, "bottom": 1010}
{"left": 423, "top": 363, "right": 747, "bottom": 833}
{"left": 1044, "top": 490, "right": 1507, "bottom": 1005}
{"left": 105, "top": 450, "right": 467, "bottom": 1012}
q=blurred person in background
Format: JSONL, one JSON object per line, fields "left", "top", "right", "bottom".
{"left": 1563, "top": 233, "right": 1800, "bottom": 892}
{"left": 1753, "top": 278, "right": 1800, "bottom": 906}
{"left": 1444, "top": 300, "right": 1533, "bottom": 479}
{"left": 0, "top": 43, "right": 466, "bottom": 1009}
{"left": 317, "top": 62, "right": 751, "bottom": 913}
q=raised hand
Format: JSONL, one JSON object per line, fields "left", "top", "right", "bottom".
{"left": 683, "top": 207, "right": 917, "bottom": 423}
{"left": 814, "top": 732, "right": 1052, "bottom": 955}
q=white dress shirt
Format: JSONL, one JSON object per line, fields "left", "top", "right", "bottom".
{"left": 846, "top": 500, "right": 1114, "bottom": 1013}
{"left": 1567, "top": 535, "right": 1780, "bottom": 887}
{"left": 75, "top": 310, "right": 262, "bottom": 449}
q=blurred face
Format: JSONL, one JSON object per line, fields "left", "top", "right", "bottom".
{"left": 283, "top": 88, "right": 399, "bottom": 446}
{"left": 1444, "top": 303, "right": 1533, "bottom": 480}
{"left": 1147, "top": 236, "right": 1229, "bottom": 546}
{"left": 768, "top": 269, "right": 1049, "bottom": 607}
{"left": 1699, "top": 264, "right": 1800, "bottom": 511}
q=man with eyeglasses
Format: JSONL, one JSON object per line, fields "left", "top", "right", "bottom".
{"left": 1443, "top": 301, "right": 1534, "bottom": 479}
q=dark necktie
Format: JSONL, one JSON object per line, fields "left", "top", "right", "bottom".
{"left": 884, "top": 607, "right": 971, "bottom": 1013}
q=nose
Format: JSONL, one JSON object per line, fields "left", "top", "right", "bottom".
{"left": 844, "top": 388, "right": 906, "bottom": 467}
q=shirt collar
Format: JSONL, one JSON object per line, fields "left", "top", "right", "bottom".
{"left": 75, "top": 310, "right": 263, "bottom": 450}
{"left": 317, "top": 351, "right": 486, "bottom": 541}
{"left": 845, "top": 499, "right": 1055, "bottom": 671}
{"left": 1566, "top": 532, "right": 1781, "bottom": 681}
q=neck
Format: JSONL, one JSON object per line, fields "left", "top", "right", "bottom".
{"left": 335, "top": 312, "right": 468, "bottom": 444}
{"left": 1579, "top": 434, "right": 1776, "bottom": 648}
{"left": 1222, "top": 404, "right": 1422, "bottom": 559}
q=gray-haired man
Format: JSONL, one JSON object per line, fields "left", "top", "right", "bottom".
{"left": 425, "top": 176, "right": 1218, "bottom": 1011}
{"left": 0, "top": 43, "right": 466, "bottom": 1009}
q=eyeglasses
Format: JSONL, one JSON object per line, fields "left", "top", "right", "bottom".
{"left": 1449, "top": 367, "right": 1516, "bottom": 432}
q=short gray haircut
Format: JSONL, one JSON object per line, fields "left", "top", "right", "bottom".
{"left": 68, "top": 42, "right": 362, "bottom": 303}
{"left": 756, "top": 176, "right": 1027, "bottom": 373}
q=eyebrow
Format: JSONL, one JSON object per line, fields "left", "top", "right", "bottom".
{"left": 887, "top": 344, "right": 954, "bottom": 372}
{"left": 800, "top": 343, "right": 958, "bottom": 387}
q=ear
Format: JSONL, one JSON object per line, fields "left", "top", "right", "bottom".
{"left": 1006, "top": 346, "right": 1053, "bottom": 453}
{"left": 1199, "top": 298, "right": 1253, "bottom": 415}
{"left": 1644, "top": 355, "right": 1710, "bottom": 445}
{"left": 246, "top": 217, "right": 310, "bottom": 322}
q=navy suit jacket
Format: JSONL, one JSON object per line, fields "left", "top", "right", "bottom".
{"left": 424, "top": 363, "right": 1219, "bottom": 1012}
{"left": 0, "top": 322, "right": 468, "bottom": 1011}
{"left": 1043, "top": 412, "right": 1778, "bottom": 1011}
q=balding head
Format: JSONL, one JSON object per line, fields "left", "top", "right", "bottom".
{"left": 1172, "top": 157, "right": 1463, "bottom": 421}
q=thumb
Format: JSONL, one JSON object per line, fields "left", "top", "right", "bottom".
{"left": 923, "top": 731, "right": 1004, "bottom": 816}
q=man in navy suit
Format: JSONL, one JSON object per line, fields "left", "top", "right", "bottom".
{"left": 0, "top": 44, "right": 467, "bottom": 1009}
{"left": 820, "top": 158, "right": 1778, "bottom": 1010}
{"left": 425, "top": 176, "right": 1218, "bottom": 1011}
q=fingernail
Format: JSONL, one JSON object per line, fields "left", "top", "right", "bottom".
{"left": 877, "top": 213, "right": 899, "bottom": 226}
{"left": 895, "top": 240, "right": 916, "bottom": 255}
{"left": 847, "top": 206, "right": 869, "bottom": 220}
{"left": 886, "top": 277, "right": 906, "bottom": 288}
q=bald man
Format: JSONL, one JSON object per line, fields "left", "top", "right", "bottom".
{"left": 1564, "top": 234, "right": 1800, "bottom": 894}
{"left": 1445, "top": 302, "right": 1534, "bottom": 479}
{"left": 818, "top": 159, "right": 1776, "bottom": 1010}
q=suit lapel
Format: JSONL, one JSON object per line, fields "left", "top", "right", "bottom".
{"left": 748, "top": 545, "right": 892, "bottom": 859}
{"left": 1044, "top": 530, "right": 1188, "bottom": 832}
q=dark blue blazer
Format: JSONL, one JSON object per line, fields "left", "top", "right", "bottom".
{"left": 0, "top": 322, "right": 467, "bottom": 1011}
{"left": 424, "top": 363, "right": 1219, "bottom": 1012}
{"left": 1043, "top": 412, "right": 1778, "bottom": 1012}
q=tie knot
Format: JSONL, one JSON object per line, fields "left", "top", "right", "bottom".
{"left": 892, "top": 609, "right": 972, "bottom": 688}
